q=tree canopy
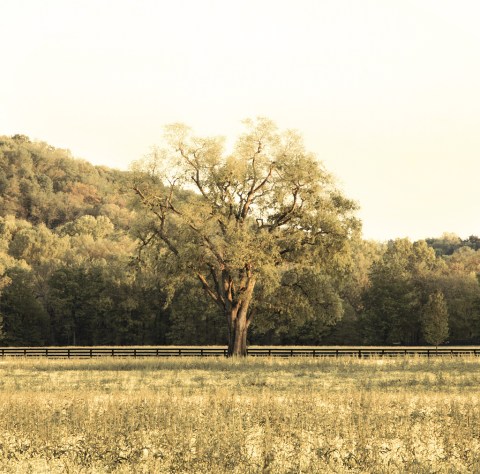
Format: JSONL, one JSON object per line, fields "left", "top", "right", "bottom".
{"left": 132, "top": 118, "right": 360, "bottom": 355}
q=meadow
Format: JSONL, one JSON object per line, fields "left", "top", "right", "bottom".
{"left": 0, "top": 356, "right": 479, "bottom": 473}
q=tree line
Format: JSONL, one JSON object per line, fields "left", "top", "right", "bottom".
{"left": 0, "top": 129, "right": 479, "bottom": 349}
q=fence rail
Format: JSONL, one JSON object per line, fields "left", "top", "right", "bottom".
{"left": 0, "top": 346, "right": 479, "bottom": 358}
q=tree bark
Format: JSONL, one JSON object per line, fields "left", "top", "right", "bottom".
{"left": 226, "top": 278, "right": 255, "bottom": 357}
{"left": 228, "top": 309, "right": 248, "bottom": 356}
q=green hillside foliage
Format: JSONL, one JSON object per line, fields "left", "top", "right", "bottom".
{"left": 0, "top": 134, "right": 134, "bottom": 229}
{"left": 0, "top": 134, "right": 479, "bottom": 346}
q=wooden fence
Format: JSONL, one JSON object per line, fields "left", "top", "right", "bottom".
{"left": 0, "top": 346, "right": 480, "bottom": 358}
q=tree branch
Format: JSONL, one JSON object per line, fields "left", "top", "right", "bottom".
{"left": 197, "top": 272, "right": 224, "bottom": 310}
{"left": 240, "top": 163, "right": 275, "bottom": 220}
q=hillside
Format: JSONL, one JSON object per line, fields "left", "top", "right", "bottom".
{"left": 0, "top": 134, "right": 134, "bottom": 230}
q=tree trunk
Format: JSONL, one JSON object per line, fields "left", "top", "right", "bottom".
{"left": 226, "top": 279, "right": 255, "bottom": 357}
{"left": 218, "top": 274, "right": 256, "bottom": 357}
{"left": 228, "top": 310, "right": 248, "bottom": 356}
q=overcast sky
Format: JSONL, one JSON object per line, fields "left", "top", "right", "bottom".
{"left": 1, "top": 0, "right": 479, "bottom": 241}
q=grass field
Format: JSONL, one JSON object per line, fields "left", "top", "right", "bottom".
{"left": 0, "top": 357, "right": 479, "bottom": 473}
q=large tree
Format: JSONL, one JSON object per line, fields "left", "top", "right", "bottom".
{"left": 132, "top": 118, "right": 359, "bottom": 355}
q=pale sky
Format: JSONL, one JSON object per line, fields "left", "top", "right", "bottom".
{"left": 1, "top": 0, "right": 479, "bottom": 241}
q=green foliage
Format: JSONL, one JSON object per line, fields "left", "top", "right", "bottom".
{"left": 361, "top": 239, "right": 445, "bottom": 344}
{"left": 167, "top": 280, "right": 226, "bottom": 345}
{"left": 361, "top": 238, "right": 480, "bottom": 345}
{"left": 252, "top": 269, "right": 344, "bottom": 344}
{"left": 431, "top": 274, "right": 480, "bottom": 343}
{"left": 0, "top": 132, "right": 479, "bottom": 347}
{"left": 58, "top": 215, "right": 115, "bottom": 239}
{"left": 426, "top": 233, "right": 480, "bottom": 257}
{"left": 422, "top": 291, "right": 449, "bottom": 346}
{"left": 0, "top": 135, "right": 132, "bottom": 229}
{"left": 0, "top": 267, "right": 49, "bottom": 345}
{"left": 133, "top": 118, "right": 359, "bottom": 353}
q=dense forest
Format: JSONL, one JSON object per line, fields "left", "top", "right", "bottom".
{"left": 0, "top": 134, "right": 479, "bottom": 346}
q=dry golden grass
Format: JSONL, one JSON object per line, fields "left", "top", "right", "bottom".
{"left": 0, "top": 356, "right": 479, "bottom": 473}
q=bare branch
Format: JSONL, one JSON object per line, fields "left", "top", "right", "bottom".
{"left": 196, "top": 273, "right": 224, "bottom": 310}
{"left": 208, "top": 264, "right": 226, "bottom": 308}
{"left": 240, "top": 163, "right": 275, "bottom": 220}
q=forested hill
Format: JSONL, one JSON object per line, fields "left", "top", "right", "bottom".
{"left": 0, "top": 135, "right": 148, "bottom": 346}
{"left": 0, "top": 134, "right": 134, "bottom": 229}
{"left": 0, "top": 135, "right": 479, "bottom": 347}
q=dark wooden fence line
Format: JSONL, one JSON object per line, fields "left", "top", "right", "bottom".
{"left": 0, "top": 347, "right": 479, "bottom": 358}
